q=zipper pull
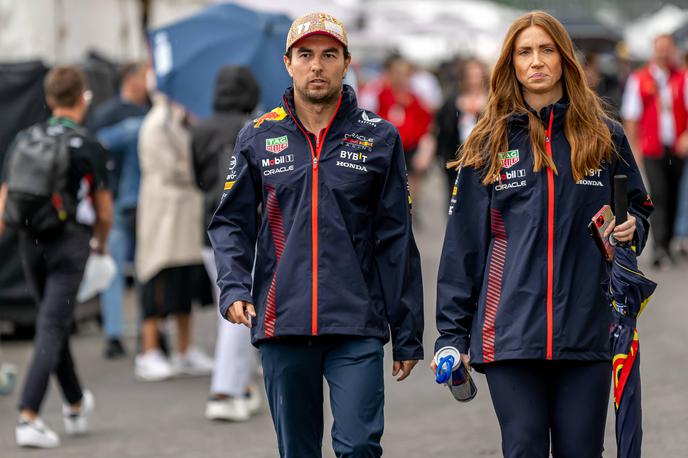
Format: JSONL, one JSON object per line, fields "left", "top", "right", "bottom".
{"left": 313, "top": 157, "right": 318, "bottom": 170}
{"left": 545, "top": 134, "right": 550, "bottom": 143}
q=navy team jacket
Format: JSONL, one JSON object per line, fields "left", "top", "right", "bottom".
{"left": 209, "top": 85, "right": 424, "bottom": 361}
{"left": 435, "top": 99, "right": 653, "bottom": 370}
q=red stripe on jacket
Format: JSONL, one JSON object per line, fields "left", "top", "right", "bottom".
{"left": 482, "top": 209, "right": 507, "bottom": 363}
{"left": 264, "top": 185, "right": 286, "bottom": 337}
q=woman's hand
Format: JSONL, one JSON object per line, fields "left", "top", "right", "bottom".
{"left": 430, "top": 353, "right": 471, "bottom": 376}
{"left": 604, "top": 213, "right": 637, "bottom": 244}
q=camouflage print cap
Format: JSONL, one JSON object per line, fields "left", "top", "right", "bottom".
{"left": 285, "top": 12, "right": 348, "bottom": 52}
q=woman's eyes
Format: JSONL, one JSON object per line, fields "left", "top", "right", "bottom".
{"left": 517, "top": 48, "right": 555, "bottom": 56}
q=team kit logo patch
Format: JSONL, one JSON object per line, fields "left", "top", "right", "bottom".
{"left": 358, "top": 111, "right": 382, "bottom": 127}
{"left": 266, "top": 136, "right": 289, "bottom": 154}
{"left": 498, "top": 149, "right": 520, "bottom": 169}
{"left": 343, "top": 133, "right": 374, "bottom": 151}
{"left": 253, "top": 107, "right": 288, "bottom": 128}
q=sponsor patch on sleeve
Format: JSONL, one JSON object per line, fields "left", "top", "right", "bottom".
{"left": 448, "top": 168, "right": 461, "bottom": 215}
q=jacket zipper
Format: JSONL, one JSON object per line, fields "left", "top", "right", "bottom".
{"left": 545, "top": 108, "right": 555, "bottom": 360}
{"left": 283, "top": 95, "right": 342, "bottom": 335}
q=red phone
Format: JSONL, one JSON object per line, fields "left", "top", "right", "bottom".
{"left": 588, "top": 205, "right": 615, "bottom": 261}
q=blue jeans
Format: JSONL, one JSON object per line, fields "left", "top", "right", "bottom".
{"left": 675, "top": 161, "right": 688, "bottom": 237}
{"left": 100, "top": 208, "right": 136, "bottom": 338}
{"left": 259, "top": 336, "right": 385, "bottom": 458}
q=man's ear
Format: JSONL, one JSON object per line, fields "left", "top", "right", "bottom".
{"left": 283, "top": 55, "right": 293, "bottom": 78}
{"left": 45, "top": 96, "right": 56, "bottom": 110}
{"left": 344, "top": 54, "right": 352, "bottom": 78}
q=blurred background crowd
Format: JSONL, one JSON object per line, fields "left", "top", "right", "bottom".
{"left": 1, "top": 0, "right": 688, "bottom": 455}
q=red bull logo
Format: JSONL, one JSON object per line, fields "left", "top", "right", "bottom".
{"left": 253, "top": 107, "right": 288, "bottom": 128}
{"left": 343, "top": 133, "right": 374, "bottom": 151}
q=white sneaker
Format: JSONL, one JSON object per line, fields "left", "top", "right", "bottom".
{"left": 135, "top": 349, "right": 174, "bottom": 382}
{"left": 205, "top": 396, "right": 250, "bottom": 422}
{"left": 244, "top": 385, "right": 262, "bottom": 415}
{"left": 171, "top": 346, "right": 213, "bottom": 376}
{"left": 62, "top": 389, "right": 95, "bottom": 435}
{"left": 16, "top": 417, "right": 60, "bottom": 448}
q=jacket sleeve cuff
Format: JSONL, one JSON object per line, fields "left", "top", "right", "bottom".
{"left": 434, "top": 335, "right": 470, "bottom": 356}
{"left": 392, "top": 347, "right": 424, "bottom": 361}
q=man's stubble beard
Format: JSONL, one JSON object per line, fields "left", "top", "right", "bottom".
{"left": 296, "top": 80, "right": 343, "bottom": 106}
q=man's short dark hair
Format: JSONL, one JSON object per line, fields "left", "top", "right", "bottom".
{"left": 383, "top": 53, "right": 405, "bottom": 71}
{"left": 285, "top": 46, "right": 350, "bottom": 61}
{"left": 44, "top": 66, "right": 86, "bottom": 108}
{"left": 119, "top": 61, "right": 146, "bottom": 86}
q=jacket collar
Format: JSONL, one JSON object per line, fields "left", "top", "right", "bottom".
{"left": 510, "top": 95, "right": 569, "bottom": 131}
{"left": 282, "top": 84, "right": 358, "bottom": 131}
{"left": 48, "top": 116, "right": 80, "bottom": 129}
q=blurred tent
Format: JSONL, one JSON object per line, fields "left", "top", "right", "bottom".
{"left": 148, "top": 2, "right": 292, "bottom": 118}
{"left": 148, "top": 0, "right": 362, "bottom": 31}
{"left": 672, "top": 21, "right": 688, "bottom": 56}
{"left": 559, "top": 16, "right": 623, "bottom": 53}
{"left": 0, "top": 0, "right": 145, "bottom": 63}
{"left": 0, "top": 62, "right": 49, "bottom": 330}
{"left": 347, "top": 0, "right": 523, "bottom": 65}
{"left": 147, "top": 0, "right": 522, "bottom": 66}
{"left": 624, "top": 4, "right": 688, "bottom": 60}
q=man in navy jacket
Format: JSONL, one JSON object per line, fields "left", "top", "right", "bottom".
{"left": 209, "top": 12, "right": 423, "bottom": 458}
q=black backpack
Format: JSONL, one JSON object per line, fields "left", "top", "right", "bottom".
{"left": 2, "top": 123, "right": 77, "bottom": 234}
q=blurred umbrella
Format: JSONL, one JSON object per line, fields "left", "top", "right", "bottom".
{"left": 607, "top": 244, "right": 657, "bottom": 458}
{"left": 149, "top": 2, "right": 292, "bottom": 119}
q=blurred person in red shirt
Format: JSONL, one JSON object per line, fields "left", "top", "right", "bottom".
{"left": 361, "top": 54, "right": 433, "bottom": 205}
{"left": 621, "top": 34, "right": 688, "bottom": 269}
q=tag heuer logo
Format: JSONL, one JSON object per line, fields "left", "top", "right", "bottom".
{"left": 498, "top": 149, "right": 520, "bottom": 169}
{"left": 266, "top": 136, "right": 288, "bottom": 154}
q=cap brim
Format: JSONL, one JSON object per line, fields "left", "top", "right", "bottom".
{"left": 287, "top": 31, "right": 347, "bottom": 52}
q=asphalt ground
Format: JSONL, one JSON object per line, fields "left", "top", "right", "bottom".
{"left": 1, "top": 167, "right": 687, "bottom": 457}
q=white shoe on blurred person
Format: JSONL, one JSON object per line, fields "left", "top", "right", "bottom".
{"left": 135, "top": 349, "right": 174, "bottom": 381}
{"left": 171, "top": 346, "right": 213, "bottom": 376}
{"left": 16, "top": 417, "right": 60, "bottom": 448}
{"left": 62, "top": 389, "right": 95, "bottom": 435}
{"left": 205, "top": 395, "right": 250, "bottom": 422}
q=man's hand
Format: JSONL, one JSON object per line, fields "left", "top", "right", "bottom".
{"left": 604, "top": 213, "right": 637, "bottom": 244}
{"left": 0, "top": 183, "right": 7, "bottom": 236}
{"left": 392, "top": 360, "right": 418, "bottom": 381}
{"left": 225, "top": 300, "right": 256, "bottom": 328}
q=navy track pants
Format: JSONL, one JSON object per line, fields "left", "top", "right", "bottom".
{"left": 259, "top": 336, "right": 385, "bottom": 458}
{"left": 484, "top": 359, "right": 611, "bottom": 458}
